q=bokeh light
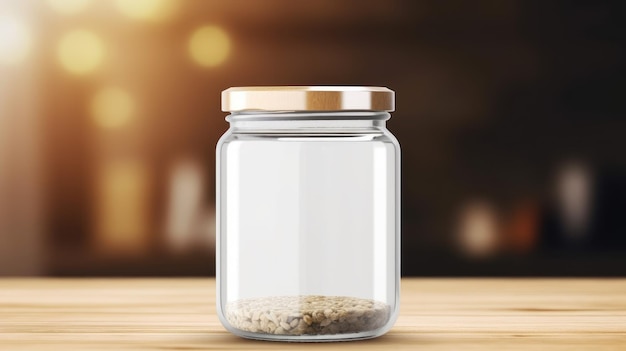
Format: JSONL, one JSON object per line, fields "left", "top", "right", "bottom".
{"left": 458, "top": 201, "right": 500, "bottom": 258}
{"left": 57, "top": 29, "right": 105, "bottom": 75}
{"left": 91, "top": 87, "right": 135, "bottom": 129}
{"left": 188, "top": 25, "right": 231, "bottom": 67}
{"left": 95, "top": 161, "right": 149, "bottom": 254}
{"left": 46, "top": 0, "right": 92, "bottom": 16}
{"left": 0, "top": 15, "right": 32, "bottom": 66}
{"left": 114, "top": 0, "right": 179, "bottom": 22}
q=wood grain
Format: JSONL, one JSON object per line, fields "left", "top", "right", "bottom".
{"left": 0, "top": 278, "right": 624, "bottom": 350}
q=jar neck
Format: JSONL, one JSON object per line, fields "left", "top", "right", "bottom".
{"left": 226, "top": 111, "right": 390, "bottom": 131}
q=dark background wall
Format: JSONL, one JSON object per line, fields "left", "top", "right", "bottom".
{"left": 1, "top": 0, "right": 624, "bottom": 276}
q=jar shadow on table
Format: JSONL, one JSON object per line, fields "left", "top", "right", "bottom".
{"left": 176, "top": 332, "right": 429, "bottom": 349}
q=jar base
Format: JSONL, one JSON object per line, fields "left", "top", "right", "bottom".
{"left": 227, "top": 328, "right": 390, "bottom": 342}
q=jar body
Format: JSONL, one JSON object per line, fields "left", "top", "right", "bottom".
{"left": 216, "top": 112, "right": 400, "bottom": 341}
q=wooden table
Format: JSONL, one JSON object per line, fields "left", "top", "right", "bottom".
{"left": 0, "top": 278, "right": 625, "bottom": 350}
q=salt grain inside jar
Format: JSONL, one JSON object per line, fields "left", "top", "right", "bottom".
{"left": 216, "top": 86, "right": 400, "bottom": 341}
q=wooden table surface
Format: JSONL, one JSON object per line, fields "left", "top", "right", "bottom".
{"left": 0, "top": 278, "right": 625, "bottom": 350}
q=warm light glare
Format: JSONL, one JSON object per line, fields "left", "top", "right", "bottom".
{"left": 91, "top": 87, "right": 135, "bottom": 129}
{"left": 57, "top": 30, "right": 104, "bottom": 75}
{"left": 188, "top": 25, "right": 231, "bottom": 67}
{"left": 46, "top": 0, "right": 92, "bottom": 15}
{"left": 0, "top": 15, "right": 31, "bottom": 66}
{"left": 114, "top": 0, "right": 178, "bottom": 22}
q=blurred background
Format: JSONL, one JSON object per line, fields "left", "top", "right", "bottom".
{"left": 1, "top": 0, "right": 625, "bottom": 276}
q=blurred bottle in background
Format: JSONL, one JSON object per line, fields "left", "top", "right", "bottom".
{"left": 540, "top": 161, "right": 626, "bottom": 252}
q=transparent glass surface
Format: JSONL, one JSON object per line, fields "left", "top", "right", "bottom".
{"left": 216, "top": 112, "right": 400, "bottom": 341}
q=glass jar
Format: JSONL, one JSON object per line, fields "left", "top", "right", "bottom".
{"left": 216, "top": 86, "right": 400, "bottom": 341}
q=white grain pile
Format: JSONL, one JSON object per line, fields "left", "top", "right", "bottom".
{"left": 225, "top": 295, "right": 390, "bottom": 335}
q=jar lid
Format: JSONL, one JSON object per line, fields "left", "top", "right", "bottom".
{"left": 222, "top": 86, "right": 394, "bottom": 112}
